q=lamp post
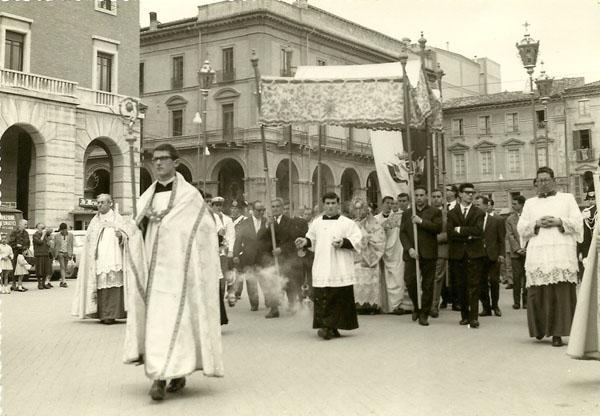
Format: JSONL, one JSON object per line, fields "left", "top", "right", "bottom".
{"left": 198, "top": 59, "right": 215, "bottom": 193}
{"left": 535, "top": 65, "right": 554, "bottom": 168}
{"left": 193, "top": 111, "right": 203, "bottom": 189}
{"left": 119, "top": 97, "right": 140, "bottom": 217}
{"left": 516, "top": 22, "right": 540, "bottom": 171}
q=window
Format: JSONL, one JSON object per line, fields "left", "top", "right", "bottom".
{"left": 4, "top": 31, "right": 24, "bottom": 71}
{"left": 171, "top": 109, "right": 183, "bottom": 137}
{"left": 95, "top": 0, "right": 117, "bottom": 15}
{"left": 317, "top": 59, "right": 327, "bottom": 66}
{"left": 536, "top": 147, "right": 547, "bottom": 167}
{"left": 139, "top": 62, "right": 145, "bottom": 95}
{"left": 506, "top": 112, "right": 519, "bottom": 133}
{"left": 573, "top": 129, "right": 592, "bottom": 150}
{"left": 453, "top": 153, "right": 466, "bottom": 177}
{"left": 96, "top": 52, "right": 113, "bottom": 92}
{"left": 508, "top": 149, "right": 521, "bottom": 174}
{"left": 480, "top": 151, "right": 493, "bottom": 175}
{"left": 579, "top": 100, "right": 590, "bottom": 116}
{"left": 478, "top": 115, "right": 491, "bottom": 135}
{"left": 536, "top": 109, "right": 546, "bottom": 128}
{"left": 451, "top": 119, "right": 464, "bottom": 136}
{"left": 172, "top": 56, "right": 183, "bottom": 89}
{"left": 222, "top": 104, "right": 234, "bottom": 140}
{"left": 280, "top": 48, "right": 293, "bottom": 76}
{"left": 222, "top": 48, "right": 234, "bottom": 82}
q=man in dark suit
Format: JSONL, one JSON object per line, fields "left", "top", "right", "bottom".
{"left": 474, "top": 196, "right": 506, "bottom": 317}
{"left": 233, "top": 200, "right": 274, "bottom": 315}
{"left": 506, "top": 195, "right": 527, "bottom": 309}
{"left": 400, "top": 186, "right": 442, "bottom": 326}
{"left": 447, "top": 183, "right": 485, "bottom": 328}
{"left": 578, "top": 191, "right": 596, "bottom": 281}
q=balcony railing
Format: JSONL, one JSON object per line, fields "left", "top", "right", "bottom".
{"left": 215, "top": 69, "right": 235, "bottom": 83}
{"left": 573, "top": 148, "right": 594, "bottom": 162}
{"left": 77, "top": 87, "right": 139, "bottom": 111}
{"left": 144, "top": 128, "right": 373, "bottom": 157}
{"left": 0, "top": 68, "right": 76, "bottom": 96}
{"left": 537, "top": 121, "right": 547, "bottom": 129}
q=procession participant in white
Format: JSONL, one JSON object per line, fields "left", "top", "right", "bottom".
{"left": 295, "top": 192, "right": 362, "bottom": 340}
{"left": 123, "top": 144, "right": 223, "bottom": 401}
{"left": 374, "top": 195, "right": 412, "bottom": 314}
{"left": 212, "top": 196, "right": 235, "bottom": 324}
{"left": 517, "top": 167, "right": 583, "bottom": 348}
{"left": 72, "top": 194, "right": 127, "bottom": 324}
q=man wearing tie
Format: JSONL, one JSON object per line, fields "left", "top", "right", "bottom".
{"left": 233, "top": 201, "right": 275, "bottom": 316}
{"left": 447, "top": 183, "right": 485, "bottom": 328}
{"left": 474, "top": 196, "right": 505, "bottom": 317}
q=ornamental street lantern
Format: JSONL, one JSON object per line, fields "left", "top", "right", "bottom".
{"left": 535, "top": 67, "right": 554, "bottom": 100}
{"left": 516, "top": 24, "right": 539, "bottom": 75}
{"left": 118, "top": 97, "right": 140, "bottom": 217}
{"left": 199, "top": 59, "right": 215, "bottom": 91}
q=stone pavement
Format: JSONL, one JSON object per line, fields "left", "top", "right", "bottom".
{"left": 1, "top": 281, "right": 600, "bottom": 416}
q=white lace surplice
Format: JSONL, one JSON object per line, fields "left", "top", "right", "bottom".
{"left": 517, "top": 192, "right": 583, "bottom": 287}
{"left": 96, "top": 211, "right": 124, "bottom": 289}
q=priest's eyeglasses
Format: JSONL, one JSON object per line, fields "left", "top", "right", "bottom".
{"left": 152, "top": 156, "right": 173, "bottom": 163}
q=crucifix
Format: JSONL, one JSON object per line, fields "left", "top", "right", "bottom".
{"left": 523, "top": 21, "right": 530, "bottom": 34}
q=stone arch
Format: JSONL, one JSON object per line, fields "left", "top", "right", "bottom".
{"left": 211, "top": 158, "right": 246, "bottom": 204}
{"left": 275, "top": 158, "right": 300, "bottom": 210}
{"left": 0, "top": 123, "right": 45, "bottom": 222}
{"left": 176, "top": 162, "right": 193, "bottom": 183}
{"left": 82, "top": 136, "right": 126, "bottom": 208}
{"left": 340, "top": 167, "right": 361, "bottom": 204}
{"left": 312, "top": 163, "right": 335, "bottom": 206}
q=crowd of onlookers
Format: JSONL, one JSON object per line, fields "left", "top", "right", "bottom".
{"left": 0, "top": 219, "right": 75, "bottom": 293}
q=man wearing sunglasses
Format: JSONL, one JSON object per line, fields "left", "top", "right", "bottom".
{"left": 123, "top": 144, "right": 223, "bottom": 401}
{"left": 447, "top": 183, "right": 486, "bottom": 329}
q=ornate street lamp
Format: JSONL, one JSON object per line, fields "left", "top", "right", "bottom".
{"left": 515, "top": 22, "right": 541, "bottom": 170}
{"left": 535, "top": 64, "right": 554, "bottom": 167}
{"left": 198, "top": 59, "right": 215, "bottom": 193}
{"left": 119, "top": 97, "right": 140, "bottom": 217}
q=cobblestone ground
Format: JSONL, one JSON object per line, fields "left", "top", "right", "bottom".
{"left": 2, "top": 280, "right": 600, "bottom": 416}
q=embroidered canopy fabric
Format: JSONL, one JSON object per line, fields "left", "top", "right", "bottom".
{"left": 259, "top": 61, "right": 441, "bottom": 131}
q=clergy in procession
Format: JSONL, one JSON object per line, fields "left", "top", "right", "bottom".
{"left": 399, "top": 186, "right": 442, "bottom": 326}
{"left": 72, "top": 194, "right": 127, "bottom": 324}
{"left": 295, "top": 192, "right": 363, "bottom": 340}
{"left": 352, "top": 198, "right": 386, "bottom": 314}
{"left": 374, "top": 196, "right": 411, "bottom": 314}
{"left": 517, "top": 167, "right": 583, "bottom": 347}
{"left": 123, "top": 144, "right": 223, "bottom": 401}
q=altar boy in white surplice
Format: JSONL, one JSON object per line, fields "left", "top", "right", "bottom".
{"left": 295, "top": 192, "right": 362, "bottom": 341}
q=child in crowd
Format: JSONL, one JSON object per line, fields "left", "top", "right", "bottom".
{"left": 14, "top": 249, "right": 32, "bottom": 292}
{"left": 0, "top": 233, "right": 14, "bottom": 294}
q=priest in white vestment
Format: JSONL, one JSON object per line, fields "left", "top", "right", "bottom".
{"left": 72, "top": 194, "right": 127, "bottom": 324}
{"left": 374, "top": 195, "right": 412, "bottom": 313}
{"left": 123, "top": 144, "right": 223, "bottom": 401}
{"left": 517, "top": 167, "right": 583, "bottom": 347}
{"left": 295, "top": 192, "right": 362, "bottom": 340}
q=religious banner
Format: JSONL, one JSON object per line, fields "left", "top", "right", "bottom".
{"left": 371, "top": 131, "right": 408, "bottom": 199}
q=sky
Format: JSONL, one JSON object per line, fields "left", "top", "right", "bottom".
{"left": 139, "top": 0, "right": 600, "bottom": 92}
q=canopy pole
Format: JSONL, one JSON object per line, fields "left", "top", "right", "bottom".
{"left": 418, "top": 33, "right": 433, "bottom": 203}
{"left": 251, "top": 52, "right": 280, "bottom": 276}
{"left": 436, "top": 63, "right": 449, "bottom": 288}
{"left": 400, "top": 49, "right": 421, "bottom": 311}
{"left": 317, "top": 126, "right": 323, "bottom": 209}
{"left": 288, "top": 125, "right": 294, "bottom": 215}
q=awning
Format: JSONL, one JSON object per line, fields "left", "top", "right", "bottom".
{"left": 259, "top": 60, "right": 442, "bottom": 131}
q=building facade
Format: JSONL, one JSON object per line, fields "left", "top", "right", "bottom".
{"left": 0, "top": 0, "right": 140, "bottom": 229}
{"left": 140, "top": 0, "right": 500, "bottom": 212}
{"left": 442, "top": 77, "right": 588, "bottom": 210}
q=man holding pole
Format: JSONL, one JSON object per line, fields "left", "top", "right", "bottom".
{"left": 400, "top": 185, "right": 442, "bottom": 326}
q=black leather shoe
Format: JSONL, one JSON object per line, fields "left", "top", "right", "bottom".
{"left": 265, "top": 308, "right": 280, "bottom": 319}
{"left": 149, "top": 380, "right": 166, "bottom": 401}
{"left": 552, "top": 336, "right": 564, "bottom": 347}
{"left": 535, "top": 335, "right": 544, "bottom": 340}
{"left": 250, "top": 305, "right": 258, "bottom": 311}
{"left": 512, "top": 304, "right": 520, "bottom": 310}
{"left": 418, "top": 315, "right": 429, "bottom": 326}
{"left": 166, "top": 377, "right": 186, "bottom": 393}
{"left": 430, "top": 310, "right": 439, "bottom": 318}
{"left": 38, "top": 284, "right": 45, "bottom": 290}
{"left": 44, "top": 283, "right": 52, "bottom": 289}
{"left": 452, "top": 305, "right": 461, "bottom": 311}
{"left": 469, "top": 320, "right": 480, "bottom": 328}
{"left": 459, "top": 319, "right": 469, "bottom": 325}
{"left": 317, "top": 328, "right": 332, "bottom": 340}
{"left": 493, "top": 307, "right": 502, "bottom": 317}
{"left": 411, "top": 311, "right": 419, "bottom": 321}
{"left": 522, "top": 303, "right": 527, "bottom": 309}
{"left": 331, "top": 329, "right": 341, "bottom": 338}
{"left": 479, "top": 310, "right": 492, "bottom": 317}
{"left": 60, "top": 282, "right": 68, "bottom": 288}
{"left": 391, "top": 307, "right": 409, "bottom": 315}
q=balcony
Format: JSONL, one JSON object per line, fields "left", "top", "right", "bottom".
{"left": 77, "top": 87, "right": 139, "bottom": 113}
{"left": 215, "top": 69, "right": 235, "bottom": 83}
{"left": 537, "top": 121, "right": 547, "bottom": 129}
{"left": 573, "top": 148, "right": 594, "bottom": 162}
{"left": 0, "top": 68, "right": 76, "bottom": 97}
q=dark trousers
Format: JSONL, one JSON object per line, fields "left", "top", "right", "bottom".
{"left": 511, "top": 256, "right": 527, "bottom": 307}
{"left": 479, "top": 258, "right": 500, "bottom": 311}
{"left": 282, "top": 256, "right": 304, "bottom": 306}
{"left": 452, "top": 256, "right": 484, "bottom": 322}
{"left": 449, "top": 263, "right": 460, "bottom": 306}
{"left": 404, "top": 257, "right": 436, "bottom": 316}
